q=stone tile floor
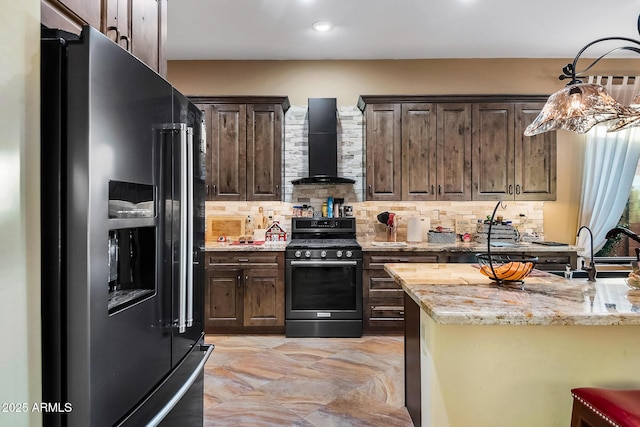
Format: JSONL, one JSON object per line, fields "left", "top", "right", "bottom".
{"left": 203, "top": 334, "right": 413, "bottom": 426}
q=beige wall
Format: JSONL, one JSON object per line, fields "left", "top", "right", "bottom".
{"left": 1, "top": 1, "right": 42, "bottom": 426}
{"left": 167, "top": 58, "right": 639, "bottom": 243}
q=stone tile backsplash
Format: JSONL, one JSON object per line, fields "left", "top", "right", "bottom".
{"left": 206, "top": 104, "right": 545, "bottom": 241}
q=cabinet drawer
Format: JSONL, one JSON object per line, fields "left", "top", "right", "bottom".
{"left": 370, "top": 305, "right": 405, "bottom": 319}
{"left": 207, "top": 252, "right": 281, "bottom": 267}
{"left": 365, "top": 254, "right": 439, "bottom": 269}
{"left": 535, "top": 256, "right": 572, "bottom": 271}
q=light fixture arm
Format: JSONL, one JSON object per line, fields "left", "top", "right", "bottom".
{"left": 559, "top": 37, "right": 640, "bottom": 84}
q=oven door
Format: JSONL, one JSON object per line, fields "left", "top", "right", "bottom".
{"left": 285, "top": 259, "right": 363, "bottom": 320}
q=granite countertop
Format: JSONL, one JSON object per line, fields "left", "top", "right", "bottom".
{"left": 360, "top": 240, "right": 580, "bottom": 253}
{"left": 204, "top": 242, "right": 287, "bottom": 251}
{"left": 204, "top": 239, "right": 580, "bottom": 253}
{"left": 384, "top": 263, "right": 640, "bottom": 326}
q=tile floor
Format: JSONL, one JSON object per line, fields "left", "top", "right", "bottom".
{"left": 203, "top": 334, "right": 413, "bottom": 427}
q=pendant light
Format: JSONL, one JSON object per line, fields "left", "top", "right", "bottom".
{"left": 524, "top": 15, "right": 640, "bottom": 136}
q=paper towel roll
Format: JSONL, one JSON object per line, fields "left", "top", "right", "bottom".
{"left": 407, "top": 217, "right": 423, "bottom": 242}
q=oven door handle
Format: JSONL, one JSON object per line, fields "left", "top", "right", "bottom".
{"left": 289, "top": 260, "right": 358, "bottom": 267}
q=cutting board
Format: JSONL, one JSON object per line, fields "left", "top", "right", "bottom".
{"left": 206, "top": 216, "right": 245, "bottom": 242}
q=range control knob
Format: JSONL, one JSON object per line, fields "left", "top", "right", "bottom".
{"left": 295, "top": 250, "right": 302, "bottom": 258}
{"left": 320, "top": 250, "right": 327, "bottom": 258}
{"left": 336, "top": 250, "right": 343, "bottom": 258}
{"left": 345, "top": 250, "right": 353, "bottom": 258}
{"left": 305, "top": 250, "right": 312, "bottom": 258}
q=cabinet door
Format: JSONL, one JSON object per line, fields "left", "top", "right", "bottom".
{"left": 42, "top": 0, "right": 101, "bottom": 31}
{"left": 243, "top": 267, "right": 284, "bottom": 327}
{"left": 401, "top": 103, "right": 437, "bottom": 201}
{"left": 472, "top": 103, "right": 515, "bottom": 200}
{"left": 246, "top": 104, "right": 283, "bottom": 201}
{"left": 204, "top": 267, "right": 243, "bottom": 332}
{"left": 365, "top": 104, "right": 402, "bottom": 200}
{"left": 130, "top": 0, "right": 160, "bottom": 72}
{"left": 41, "top": 0, "right": 83, "bottom": 34}
{"left": 437, "top": 103, "right": 472, "bottom": 201}
{"left": 103, "top": 0, "right": 129, "bottom": 50}
{"left": 514, "top": 103, "right": 557, "bottom": 201}
{"left": 209, "top": 104, "right": 247, "bottom": 200}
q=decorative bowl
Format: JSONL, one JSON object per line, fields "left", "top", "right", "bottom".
{"left": 476, "top": 253, "right": 538, "bottom": 283}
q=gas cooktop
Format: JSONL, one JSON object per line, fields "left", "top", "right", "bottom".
{"left": 287, "top": 238, "right": 361, "bottom": 249}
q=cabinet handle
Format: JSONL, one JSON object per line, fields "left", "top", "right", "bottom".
{"left": 516, "top": 184, "right": 521, "bottom": 195}
{"left": 107, "top": 26, "right": 120, "bottom": 44}
{"left": 431, "top": 185, "right": 434, "bottom": 194}
{"left": 508, "top": 184, "right": 513, "bottom": 195}
{"left": 238, "top": 258, "right": 249, "bottom": 262}
{"left": 399, "top": 311, "right": 405, "bottom": 315}
{"left": 438, "top": 185, "right": 442, "bottom": 195}
{"left": 119, "top": 35, "right": 131, "bottom": 51}
{"left": 368, "top": 185, "right": 373, "bottom": 196}
{"left": 237, "top": 275, "right": 241, "bottom": 288}
{"left": 213, "top": 184, "right": 217, "bottom": 195}
{"left": 275, "top": 184, "right": 280, "bottom": 196}
{"left": 245, "top": 275, "right": 249, "bottom": 282}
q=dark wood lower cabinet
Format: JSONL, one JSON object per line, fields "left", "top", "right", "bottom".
{"left": 204, "top": 252, "right": 284, "bottom": 334}
{"left": 363, "top": 252, "right": 441, "bottom": 334}
{"left": 405, "top": 292, "right": 421, "bottom": 426}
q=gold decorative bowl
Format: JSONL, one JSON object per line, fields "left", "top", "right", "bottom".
{"left": 476, "top": 253, "right": 538, "bottom": 283}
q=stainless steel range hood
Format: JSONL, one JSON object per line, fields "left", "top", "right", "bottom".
{"left": 291, "top": 98, "right": 355, "bottom": 185}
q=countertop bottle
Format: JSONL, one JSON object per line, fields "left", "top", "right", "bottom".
{"left": 321, "top": 202, "right": 328, "bottom": 217}
{"left": 327, "top": 197, "right": 333, "bottom": 218}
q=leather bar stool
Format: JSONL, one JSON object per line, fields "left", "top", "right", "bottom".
{"left": 571, "top": 387, "right": 640, "bottom": 427}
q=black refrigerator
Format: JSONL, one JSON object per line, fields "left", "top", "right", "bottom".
{"left": 40, "top": 26, "right": 213, "bottom": 426}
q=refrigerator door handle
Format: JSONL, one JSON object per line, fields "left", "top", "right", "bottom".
{"left": 146, "top": 344, "right": 214, "bottom": 427}
{"left": 186, "top": 127, "right": 194, "bottom": 328}
{"left": 178, "top": 124, "right": 188, "bottom": 334}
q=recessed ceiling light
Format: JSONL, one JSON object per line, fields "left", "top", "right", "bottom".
{"left": 312, "top": 21, "right": 332, "bottom": 32}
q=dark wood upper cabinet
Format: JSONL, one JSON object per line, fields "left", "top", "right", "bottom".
{"left": 401, "top": 103, "right": 437, "bottom": 201}
{"left": 42, "top": 0, "right": 166, "bottom": 76}
{"left": 472, "top": 103, "right": 515, "bottom": 200}
{"left": 247, "top": 104, "right": 283, "bottom": 201}
{"left": 193, "top": 96, "right": 289, "bottom": 202}
{"left": 514, "top": 103, "right": 557, "bottom": 201}
{"left": 472, "top": 101, "right": 557, "bottom": 201}
{"left": 365, "top": 103, "right": 402, "bottom": 201}
{"left": 436, "top": 103, "right": 472, "bottom": 201}
{"left": 359, "top": 95, "right": 555, "bottom": 202}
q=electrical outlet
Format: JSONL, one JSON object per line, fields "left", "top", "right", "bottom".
{"left": 246, "top": 215, "right": 252, "bottom": 224}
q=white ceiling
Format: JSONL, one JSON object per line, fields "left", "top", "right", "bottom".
{"left": 167, "top": 0, "right": 640, "bottom": 61}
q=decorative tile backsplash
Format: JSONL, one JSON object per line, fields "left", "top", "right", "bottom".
{"left": 206, "top": 104, "right": 545, "bottom": 242}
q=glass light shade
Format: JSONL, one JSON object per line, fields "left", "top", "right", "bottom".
{"left": 524, "top": 83, "right": 629, "bottom": 136}
{"left": 608, "top": 92, "right": 640, "bottom": 131}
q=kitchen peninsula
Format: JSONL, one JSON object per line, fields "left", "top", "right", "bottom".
{"left": 385, "top": 263, "right": 640, "bottom": 427}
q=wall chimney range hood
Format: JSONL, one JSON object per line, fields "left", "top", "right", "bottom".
{"left": 291, "top": 98, "right": 355, "bottom": 185}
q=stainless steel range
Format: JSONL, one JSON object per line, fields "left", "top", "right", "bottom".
{"left": 285, "top": 217, "right": 363, "bottom": 337}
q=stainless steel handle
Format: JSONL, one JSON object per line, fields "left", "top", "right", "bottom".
{"left": 290, "top": 260, "right": 358, "bottom": 267}
{"left": 147, "top": 344, "right": 214, "bottom": 426}
{"left": 368, "top": 185, "right": 372, "bottom": 196}
{"left": 275, "top": 184, "right": 280, "bottom": 197}
{"left": 508, "top": 184, "right": 513, "bottom": 195}
{"left": 178, "top": 124, "right": 188, "bottom": 333}
{"left": 106, "top": 26, "right": 120, "bottom": 43}
{"left": 515, "top": 184, "right": 521, "bottom": 195}
{"left": 119, "top": 35, "right": 130, "bottom": 50}
{"left": 438, "top": 184, "right": 442, "bottom": 195}
{"left": 186, "top": 127, "right": 194, "bottom": 328}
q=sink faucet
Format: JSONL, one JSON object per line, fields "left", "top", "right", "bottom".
{"left": 605, "top": 227, "right": 640, "bottom": 261}
{"left": 577, "top": 225, "right": 597, "bottom": 282}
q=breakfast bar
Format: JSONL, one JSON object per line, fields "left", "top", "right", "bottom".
{"left": 384, "top": 263, "right": 640, "bottom": 427}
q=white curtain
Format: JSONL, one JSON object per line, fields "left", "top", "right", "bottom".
{"left": 576, "top": 76, "right": 640, "bottom": 259}
{"left": 576, "top": 126, "right": 640, "bottom": 257}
